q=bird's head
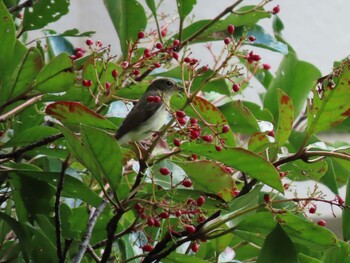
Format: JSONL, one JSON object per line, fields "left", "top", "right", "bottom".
{"left": 146, "top": 78, "right": 183, "bottom": 97}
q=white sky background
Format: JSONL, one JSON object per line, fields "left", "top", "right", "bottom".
{"left": 27, "top": 0, "right": 350, "bottom": 235}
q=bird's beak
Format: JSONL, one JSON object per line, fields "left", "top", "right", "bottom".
{"left": 176, "top": 84, "right": 183, "bottom": 92}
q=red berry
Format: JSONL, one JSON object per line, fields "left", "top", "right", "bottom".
{"left": 82, "top": 79, "right": 92, "bottom": 87}
{"left": 160, "top": 167, "right": 170, "bottom": 176}
{"left": 159, "top": 211, "right": 169, "bottom": 219}
{"left": 172, "top": 52, "right": 179, "bottom": 60}
{"left": 105, "top": 82, "right": 111, "bottom": 89}
{"left": 175, "top": 210, "right": 182, "bottom": 217}
{"left": 147, "top": 96, "right": 155, "bottom": 102}
{"left": 86, "top": 38, "right": 94, "bottom": 46}
{"left": 176, "top": 110, "right": 186, "bottom": 118}
{"left": 144, "top": 48, "right": 151, "bottom": 58}
{"left": 191, "top": 243, "right": 199, "bottom": 252}
{"left": 161, "top": 29, "right": 167, "bottom": 37}
{"left": 153, "top": 96, "right": 161, "bottom": 103}
{"left": 197, "top": 196, "right": 205, "bottom": 206}
{"left": 173, "top": 39, "right": 180, "bottom": 46}
{"left": 202, "top": 135, "right": 213, "bottom": 143}
{"left": 154, "top": 218, "right": 161, "bottom": 227}
{"left": 182, "top": 179, "right": 192, "bottom": 188}
{"left": 268, "top": 130, "right": 275, "bottom": 137}
{"left": 272, "top": 5, "right": 280, "bottom": 14}
{"left": 227, "top": 24, "right": 235, "bottom": 35}
{"left": 248, "top": 36, "right": 256, "bottom": 42}
{"left": 178, "top": 117, "right": 187, "bottom": 126}
{"left": 134, "top": 203, "right": 143, "bottom": 211}
{"left": 224, "top": 37, "right": 231, "bottom": 45}
{"left": 185, "top": 225, "right": 196, "bottom": 234}
{"left": 174, "top": 138, "right": 181, "bottom": 147}
{"left": 154, "top": 62, "right": 161, "bottom": 68}
{"left": 263, "top": 194, "right": 270, "bottom": 203}
{"left": 232, "top": 83, "right": 240, "bottom": 92}
{"left": 141, "top": 213, "right": 147, "bottom": 219}
{"left": 337, "top": 195, "right": 345, "bottom": 205}
{"left": 133, "top": 69, "right": 140, "bottom": 75}
{"left": 309, "top": 207, "right": 316, "bottom": 214}
{"left": 189, "top": 130, "right": 200, "bottom": 140}
{"left": 147, "top": 217, "right": 155, "bottom": 226}
{"left": 190, "top": 118, "right": 198, "bottom": 125}
{"left": 96, "top": 40, "right": 103, "bottom": 47}
{"left": 75, "top": 50, "right": 84, "bottom": 58}
{"left": 317, "top": 219, "right": 326, "bottom": 227}
{"left": 138, "top": 31, "right": 145, "bottom": 39}
{"left": 215, "top": 145, "right": 222, "bottom": 152}
{"left": 263, "top": 63, "right": 271, "bottom": 70}
{"left": 155, "top": 42, "right": 163, "bottom": 49}
{"left": 112, "top": 69, "right": 118, "bottom": 78}
{"left": 252, "top": 54, "right": 261, "bottom": 61}
{"left": 222, "top": 125, "right": 230, "bottom": 133}
{"left": 142, "top": 243, "right": 154, "bottom": 252}
{"left": 69, "top": 55, "right": 77, "bottom": 60}
{"left": 184, "top": 57, "right": 191, "bottom": 63}
{"left": 191, "top": 154, "right": 198, "bottom": 161}
{"left": 121, "top": 61, "right": 129, "bottom": 68}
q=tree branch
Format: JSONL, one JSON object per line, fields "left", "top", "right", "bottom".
{"left": 72, "top": 200, "right": 108, "bottom": 263}
{"left": 8, "top": 0, "right": 34, "bottom": 13}
{"left": 55, "top": 155, "right": 70, "bottom": 263}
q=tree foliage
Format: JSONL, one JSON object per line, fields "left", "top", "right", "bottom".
{"left": 1, "top": 0, "right": 350, "bottom": 262}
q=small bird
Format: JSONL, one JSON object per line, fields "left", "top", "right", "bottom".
{"left": 115, "top": 78, "right": 182, "bottom": 145}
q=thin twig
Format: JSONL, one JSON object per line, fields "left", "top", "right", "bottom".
{"left": 55, "top": 155, "right": 71, "bottom": 263}
{"left": 72, "top": 200, "right": 108, "bottom": 263}
{"left": 8, "top": 0, "right": 33, "bottom": 13}
{"left": 0, "top": 133, "right": 64, "bottom": 160}
{"left": 0, "top": 95, "right": 43, "bottom": 122}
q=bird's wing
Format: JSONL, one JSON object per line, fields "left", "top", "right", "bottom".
{"left": 115, "top": 90, "right": 164, "bottom": 140}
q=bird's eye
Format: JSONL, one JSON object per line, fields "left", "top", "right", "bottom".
{"left": 166, "top": 80, "right": 173, "bottom": 86}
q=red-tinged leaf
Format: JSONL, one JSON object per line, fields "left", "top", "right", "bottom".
{"left": 181, "top": 142, "right": 283, "bottom": 192}
{"left": 307, "top": 59, "right": 350, "bottom": 135}
{"left": 275, "top": 89, "right": 294, "bottom": 147}
{"left": 248, "top": 132, "right": 271, "bottom": 153}
{"left": 45, "top": 101, "right": 117, "bottom": 130}
{"left": 176, "top": 160, "right": 235, "bottom": 202}
{"left": 192, "top": 96, "right": 236, "bottom": 146}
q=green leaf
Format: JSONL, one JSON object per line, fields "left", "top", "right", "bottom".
{"left": 0, "top": 1, "right": 16, "bottom": 81}
{"left": 275, "top": 89, "right": 294, "bottom": 147}
{"left": 297, "top": 253, "right": 323, "bottom": 263}
{"left": 145, "top": 0, "right": 157, "bottom": 14}
{"left": 307, "top": 60, "right": 350, "bottom": 135}
{"left": 0, "top": 212, "right": 31, "bottom": 261}
{"left": 104, "top": 0, "right": 147, "bottom": 56}
{"left": 177, "top": 6, "right": 270, "bottom": 44}
{"left": 46, "top": 34, "right": 75, "bottom": 58}
{"left": 181, "top": 143, "right": 283, "bottom": 192}
{"left": 280, "top": 159, "right": 328, "bottom": 181}
{"left": 219, "top": 100, "right": 260, "bottom": 135}
{"left": 45, "top": 101, "right": 118, "bottom": 131}
{"left": 247, "top": 25, "right": 288, "bottom": 54}
{"left": 264, "top": 52, "right": 321, "bottom": 120}
{"left": 235, "top": 212, "right": 276, "bottom": 246}
{"left": 320, "top": 159, "right": 339, "bottom": 194}
{"left": 191, "top": 96, "right": 235, "bottom": 146}
{"left": 22, "top": 0, "right": 69, "bottom": 31}
{"left": 177, "top": 0, "right": 197, "bottom": 21}
{"left": 4, "top": 126, "right": 59, "bottom": 147}
{"left": 81, "top": 126, "right": 123, "bottom": 194}
{"left": 14, "top": 170, "right": 103, "bottom": 207}
{"left": 248, "top": 132, "right": 271, "bottom": 153}
{"left": 5, "top": 47, "right": 43, "bottom": 101}
{"left": 257, "top": 224, "right": 297, "bottom": 263}
{"left": 33, "top": 53, "right": 75, "bottom": 93}
{"left": 177, "top": 160, "right": 234, "bottom": 202}
{"left": 342, "top": 178, "right": 350, "bottom": 241}
{"left": 277, "top": 211, "right": 338, "bottom": 250}
{"left": 163, "top": 253, "right": 210, "bottom": 263}
{"left": 322, "top": 240, "right": 350, "bottom": 263}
